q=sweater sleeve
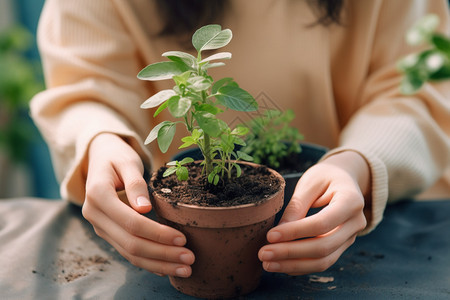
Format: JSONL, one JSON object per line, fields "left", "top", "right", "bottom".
{"left": 30, "top": 0, "right": 153, "bottom": 205}
{"left": 323, "top": 0, "right": 450, "bottom": 235}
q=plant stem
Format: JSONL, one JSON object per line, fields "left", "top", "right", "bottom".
{"left": 203, "top": 133, "right": 213, "bottom": 174}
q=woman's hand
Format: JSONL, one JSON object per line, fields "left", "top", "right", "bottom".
{"left": 258, "top": 150, "right": 371, "bottom": 275}
{"left": 82, "top": 133, "right": 195, "bottom": 277}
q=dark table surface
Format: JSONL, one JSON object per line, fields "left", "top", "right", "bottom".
{"left": 1, "top": 197, "right": 449, "bottom": 299}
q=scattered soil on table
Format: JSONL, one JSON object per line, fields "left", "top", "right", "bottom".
{"left": 52, "top": 249, "right": 111, "bottom": 283}
{"left": 150, "top": 162, "right": 282, "bottom": 207}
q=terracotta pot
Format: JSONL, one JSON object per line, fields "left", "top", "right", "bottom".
{"left": 149, "top": 162, "right": 285, "bottom": 299}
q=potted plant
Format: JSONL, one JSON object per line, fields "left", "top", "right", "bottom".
{"left": 397, "top": 14, "right": 450, "bottom": 94}
{"left": 138, "top": 24, "right": 285, "bottom": 299}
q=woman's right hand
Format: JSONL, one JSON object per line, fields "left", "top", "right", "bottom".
{"left": 82, "top": 133, "right": 195, "bottom": 277}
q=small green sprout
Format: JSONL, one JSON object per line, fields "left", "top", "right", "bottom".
{"left": 163, "top": 157, "right": 194, "bottom": 181}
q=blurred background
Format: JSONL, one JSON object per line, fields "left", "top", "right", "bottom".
{"left": 0, "top": 0, "right": 59, "bottom": 199}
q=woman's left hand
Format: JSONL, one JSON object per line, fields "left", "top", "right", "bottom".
{"left": 258, "top": 150, "right": 371, "bottom": 275}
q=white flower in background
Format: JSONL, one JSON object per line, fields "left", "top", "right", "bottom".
{"left": 425, "top": 53, "right": 445, "bottom": 72}
{"left": 406, "top": 14, "right": 439, "bottom": 46}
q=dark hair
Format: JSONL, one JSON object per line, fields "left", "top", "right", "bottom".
{"left": 156, "top": 0, "right": 344, "bottom": 37}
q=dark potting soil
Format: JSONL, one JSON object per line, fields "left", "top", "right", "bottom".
{"left": 150, "top": 162, "right": 282, "bottom": 207}
{"left": 273, "top": 152, "right": 317, "bottom": 175}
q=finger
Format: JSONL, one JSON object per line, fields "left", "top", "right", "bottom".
{"left": 262, "top": 234, "right": 357, "bottom": 275}
{"left": 85, "top": 206, "right": 194, "bottom": 263}
{"left": 279, "top": 170, "right": 328, "bottom": 224}
{"left": 118, "top": 164, "right": 152, "bottom": 214}
{"left": 267, "top": 190, "right": 363, "bottom": 242}
{"left": 259, "top": 211, "right": 366, "bottom": 261}
{"left": 84, "top": 184, "right": 187, "bottom": 246}
{"left": 100, "top": 227, "right": 193, "bottom": 278}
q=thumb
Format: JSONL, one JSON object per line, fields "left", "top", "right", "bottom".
{"left": 278, "top": 193, "right": 310, "bottom": 225}
{"left": 278, "top": 175, "right": 325, "bottom": 224}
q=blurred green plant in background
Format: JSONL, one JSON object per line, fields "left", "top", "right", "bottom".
{"left": 0, "top": 25, "right": 43, "bottom": 163}
{"left": 397, "top": 14, "right": 450, "bottom": 94}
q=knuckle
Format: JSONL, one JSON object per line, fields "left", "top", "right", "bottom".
{"left": 315, "top": 242, "right": 334, "bottom": 258}
{"left": 313, "top": 215, "right": 332, "bottom": 234}
{"left": 154, "top": 224, "right": 172, "bottom": 244}
{"left": 126, "top": 177, "right": 146, "bottom": 190}
{"left": 124, "top": 217, "right": 141, "bottom": 236}
{"left": 92, "top": 227, "right": 103, "bottom": 238}
{"left": 316, "top": 257, "right": 333, "bottom": 273}
{"left": 123, "top": 237, "right": 140, "bottom": 257}
{"left": 126, "top": 254, "right": 139, "bottom": 267}
{"left": 81, "top": 202, "right": 91, "bottom": 221}
{"left": 358, "top": 214, "right": 368, "bottom": 231}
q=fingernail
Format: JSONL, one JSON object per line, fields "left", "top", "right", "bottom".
{"left": 265, "top": 262, "right": 281, "bottom": 271}
{"left": 180, "top": 253, "right": 193, "bottom": 265}
{"left": 260, "top": 250, "right": 274, "bottom": 261}
{"left": 267, "top": 231, "right": 282, "bottom": 242}
{"left": 137, "top": 196, "right": 151, "bottom": 207}
{"left": 173, "top": 236, "right": 186, "bottom": 246}
{"left": 175, "top": 267, "right": 189, "bottom": 277}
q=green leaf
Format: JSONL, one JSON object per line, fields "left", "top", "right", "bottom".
{"left": 196, "top": 103, "right": 223, "bottom": 115}
{"left": 153, "top": 100, "right": 169, "bottom": 117}
{"left": 179, "top": 136, "right": 196, "bottom": 149}
{"left": 213, "top": 174, "right": 220, "bottom": 185}
{"left": 237, "top": 151, "right": 253, "bottom": 161}
{"left": 166, "top": 161, "right": 177, "bottom": 166}
{"left": 202, "top": 62, "right": 226, "bottom": 70}
{"left": 141, "top": 89, "right": 176, "bottom": 109}
{"left": 162, "top": 51, "right": 197, "bottom": 68}
{"left": 216, "top": 86, "right": 258, "bottom": 112}
{"left": 144, "top": 121, "right": 171, "bottom": 145}
{"left": 429, "top": 63, "right": 450, "bottom": 80}
{"left": 173, "top": 71, "right": 193, "bottom": 87}
{"left": 232, "top": 136, "right": 246, "bottom": 146}
{"left": 233, "top": 163, "right": 242, "bottom": 177}
{"left": 400, "top": 75, "right": 424, "bottom": 95}
{"left": 168, "top": 96, "right": 191, "bottom": 117}
{"left": 187, "top": 76, "right": 212, "bottom": 92}
{"left": 157, "top": 122, "right": 176, "bottom": 153}
{"left": 212, "top": 77, "right": 236, "bottom": 94}
{"left": 137, "top": 61, "right": 190, "bottom": 81}
{"left": 231, "top": 125, "right": 249, "bottom": 136}
{"left": 194, "top": 112, "right": 224, "bottom": 137}
{"left": 192, "top": 24, "right": 232, "bottom": 53}
{"left": 179, "top": 157, "right": 194, "bottom": 165}
{"left": 176, "top": 166, "right": 189, "bottom": 181}
{"left": 208, "top": 171, "right": 216, "bottom": 184}
{"left": 201, "top": 52, "right": 232, "bottom": 63}
{"left": 163, "top": 166, "right": 177, "bottom": 177}
{"left": 431, "top": 34, "right": 450, "bottom": 54}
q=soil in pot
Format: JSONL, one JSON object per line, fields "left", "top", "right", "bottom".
{"left": 148, "top": 161, "right": 285, "bottom": 299}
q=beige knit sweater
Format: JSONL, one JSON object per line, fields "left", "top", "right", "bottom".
{"left": 30, "top": 0, "right": 450, "bottom": 234}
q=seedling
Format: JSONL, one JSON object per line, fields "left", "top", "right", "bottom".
{"left": 138, "top": 24, "right": 258, "bottom": 184}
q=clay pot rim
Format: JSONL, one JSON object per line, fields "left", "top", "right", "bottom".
{"left": 150, "top": 160, "right": 285, "bottom": 228}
